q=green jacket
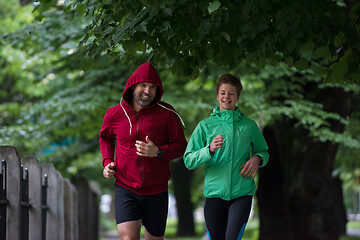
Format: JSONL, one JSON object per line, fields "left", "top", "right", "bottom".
{"left": 184, "top": 107, "right": 269, "bottom": 200}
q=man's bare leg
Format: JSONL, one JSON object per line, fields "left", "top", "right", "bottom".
{"left": 117, "top": 220, "right": 142, "bottom": 240}
{"left": 144, "top": 228, "right": 164, "bottom": 240}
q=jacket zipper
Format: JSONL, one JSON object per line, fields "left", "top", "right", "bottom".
{"left": 230, "top": 115, "right": 235, "bottom": 199}
{"left": 136, "top": 112, "right": 144, "bottom": 195}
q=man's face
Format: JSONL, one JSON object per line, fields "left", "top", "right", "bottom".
{"left": 133, "top": 82, "right": 157, "bottom": 107}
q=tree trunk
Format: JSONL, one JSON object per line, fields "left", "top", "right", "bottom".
{"left": 257, "top": 86, "right": 353, "bottom": 240}
{"left": 170, "top": 157, "right": 196, "bottom": 236}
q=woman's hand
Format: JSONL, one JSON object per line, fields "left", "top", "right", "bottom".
{"left": 209, "top": 135, "right": 223, "bottom": 154}
{"left": 103, "top": 162, "right": 115, "bottom": 179}
{"left": 240, "top": 156, "right": 261, "bottom": 178}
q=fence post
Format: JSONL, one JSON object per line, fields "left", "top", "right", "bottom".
{"left": 64, "top": 179, "right": 79, "bottom": 240}
{"left": 0, "top": 146, "right": 21, "bottom": 240}
{"left": 20, "top": 164, "right": 30, "bottom": 240}
{"left": 0, "top": 146, "right": 99, "bottom": 240}
{"left": 56, "top": 171, "right": 65, "bottom": 240}
{"left": 41, "top": 174, "right": 48, "bottom": 240}
{"left": 76, "top": 177, "right": 100, "bottom": 240}
{"left": 76, "top": 178, "right": 88, "bottom": 240}
{"left": 73, "top": 185, "right": 79, "bottom": 240}
{"left": 89, "top": 181, "right": 100, "bottom": 240}
{"left": 22, "top": 156, "right": 42, "bottom": 240}
{"left": 0, "top": 159, "right": 7, "bottom": 240}
{"left": 42, "top": 163, "right": 65, "bottom": 240}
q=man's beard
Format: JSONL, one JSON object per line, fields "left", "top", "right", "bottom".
{"left": 133, "top": 92, "right": 155, "bottom": 107}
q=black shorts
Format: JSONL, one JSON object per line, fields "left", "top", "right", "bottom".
{"left": 114, "top": 184, "right": 168, "bottom": 237}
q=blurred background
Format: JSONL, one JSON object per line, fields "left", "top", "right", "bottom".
{"left": 1, "top": 0, "right": 359, "bottom": 239}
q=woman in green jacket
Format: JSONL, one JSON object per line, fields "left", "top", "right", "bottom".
{"left": 184, "top": 74, "right": 269, "bottom": 240}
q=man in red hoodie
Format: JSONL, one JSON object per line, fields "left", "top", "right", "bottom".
{"left": 99, "top": 62, "right": 187, "bottom": 240}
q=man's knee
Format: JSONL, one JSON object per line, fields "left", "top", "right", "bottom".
{"left": 144, "top": 229, "right": 164, "bottom": 240}
{"left": 117, "top": 220, "right": 141, "bottom": 240}
{"left": 118, "top": 231, "right": 140, "bottom": 240}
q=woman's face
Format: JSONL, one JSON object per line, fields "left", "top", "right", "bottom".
{"left": 217, "top": 83, "right": 239, "bottom": 110}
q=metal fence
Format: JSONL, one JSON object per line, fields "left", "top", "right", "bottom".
{"left": 0, "top": 146, "right": 100, "bottom": 240}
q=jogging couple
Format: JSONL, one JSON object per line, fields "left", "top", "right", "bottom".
{"left": 99, "top": 62, "right": 269, "bottom": 240}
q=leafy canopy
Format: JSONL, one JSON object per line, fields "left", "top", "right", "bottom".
{"left": 34, "top": 0, "right": 360, "bottom": 83}
{"left": 1, "top": 0, "right": 359, "bottom": 189}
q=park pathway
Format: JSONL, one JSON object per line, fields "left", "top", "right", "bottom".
{"left": 101, "top": 229, "right": 360, "bottom": 240}
{"left": 347, "top": 228, "right": 360, "bottom": 236}
{"left": 101, "top": 231, "right": 171, "bottom": 240}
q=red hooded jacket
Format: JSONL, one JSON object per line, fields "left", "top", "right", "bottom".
{"left": 99, "top": 62, "right": 187, "bottom": 195}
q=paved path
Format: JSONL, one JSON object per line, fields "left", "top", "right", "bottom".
{"left": 102, "top": 229, "right": 360, "bottom": 239}
{"left": 101, "top": 231, "right": 167, "bottom": 240}
{"left": 347, "top": 229, "right": 360, "bottom": 236}
{"left": 101, "top": 231, "right": 119, "bottom": 240}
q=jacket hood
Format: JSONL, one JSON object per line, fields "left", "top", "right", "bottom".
{"left": 122, "top": 62, "right": 163, "bottom": 105}
{"left": 210, "top": 106, "right": 244, "bottom": 122}
{"left": 211, "top": 106, "right": 244, "bottom": 116}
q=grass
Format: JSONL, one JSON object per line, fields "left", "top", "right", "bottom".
{"left": 341, "top": 237, "right": 360, "bottom": 240}
{"left": 341, "top": 221, "right": 360, "bottom": 240}
{"left": 348, "top": 221, "right": 360, "bottom": 230}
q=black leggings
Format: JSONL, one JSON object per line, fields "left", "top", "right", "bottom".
{"left": 204, "top": 195, "right": 252, "bottom": 240}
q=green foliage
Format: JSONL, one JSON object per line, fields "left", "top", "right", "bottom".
{"left": 335, "top": 104, "right": 360, "bottom": 205}
{"left": 34, "top": 0, "right": 360, "bottom": 84}
{"left": 0, "top": 1, "right": 33, "bottom": 34}
{"left": 0, "top": 0, "right": 128, "bottom": 188}
{"left": 1, "top": 0, "right": 359, "bottom": 199}
{"left": 239, "top": 62, "right": 360, "bottom": 149}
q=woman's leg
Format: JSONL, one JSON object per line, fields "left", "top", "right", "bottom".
{"left": 204, "top": 198, "right": 229, "bottom": 240}
{"left": 226, "top": 195, "right": 252, "bottom": 240}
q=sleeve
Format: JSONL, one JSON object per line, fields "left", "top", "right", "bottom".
{"left": 160, "top": 108, "right": 187, "bottom": 161}
{"left": 99, "top": 109, "right": 115, "bottom": 167}
{"left": 251, "top": 121, "right": 269, "bottom": 167}
{"left": 183, "top": 123, "right": 212, "bottom": 170}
